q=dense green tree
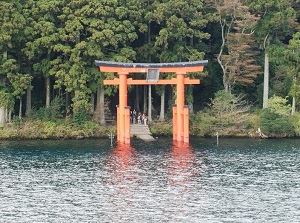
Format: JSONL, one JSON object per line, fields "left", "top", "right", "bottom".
{"left": 2, "top": 0, "right": 300, "bottom": 137}
{"left": 0, "top": 0, "right": 27, "bottom": 124}
{"left": 260, "top": 96, "right": 293, "bottom": 136}
{"left": 49, "top": 0, "right": 138, "bottom": 122}
{"left": 143, "top": 0, "right": 212, "bottom": 120}
{"left": 286, "top": 32, "right": 300, "bottom": 114}
{"left": 23, "top": 0, "right": 63, "bottom": 111}
{"left": 2, "top": 59, "right": 32, "bottom": 118}
{"left": 246, "top": 0, "right": 297, "bottom": 108}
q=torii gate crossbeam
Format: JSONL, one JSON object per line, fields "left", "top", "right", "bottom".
{"left": 95, "top": 60, "right": 208, "bottom": 145}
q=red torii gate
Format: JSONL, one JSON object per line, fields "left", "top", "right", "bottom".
{"left": 95, "top": 60, "right": 208, "bottom": 145}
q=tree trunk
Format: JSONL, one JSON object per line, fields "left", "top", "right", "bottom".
{"left": 5, "top": 108, "right": 8, "bottom": 123}
{"left": 135, "top": 86, "right": 140, "bottom": 111}
{"left": 25, "top": 84, "right": 31, "bottom": 117}
{"left": 19, "top": 97, "right": 22, "bottom": 120}
{"left": 217, "top": 19, "right": 228, "bottom": 92}
{"left": 187, "top": 85, "right": 194, "bottom": 114}
{"left": 97, "top": 86, "right": 106, "bottom": 125}
{"left": 90, "top": 93, "right": 95, "bottom": 113}
{"left": 292, "top": 96, "right": 296, "bottom": 115}
{"left": 46, "top": 76, "right": 50, "bottom": 108}
{"left": 263, "top": 51, "right": 269, "bottom": 108}
{"left": 148, "top": 85, "right": 152, "bottom": 122}
{"left": 0, "top": 51, "right": 8, "bottom": 127}
{"left": 8, "top": 109, "right": 12, "bottom": 123}
{"left": 159, "top": 85, "right": 165, "bottom": 121}
{"left": 0, "top": 107, "right": 5, "bottom": 128}
{"left": 291, "top": 75, "right": 296, "bottom": 115}
{"left": 143, "top": 86, "right": 147, "bottom": 112}
{"left": 66, "top": 92, "right": 71, "bottom": 117}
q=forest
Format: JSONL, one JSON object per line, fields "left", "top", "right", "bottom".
{"left": 1, "top": 0, "right": 300, "bottom": 139}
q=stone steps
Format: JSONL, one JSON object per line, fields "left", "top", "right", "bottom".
{"left": 130, "top": 124, "right": 155, "bottom": 141}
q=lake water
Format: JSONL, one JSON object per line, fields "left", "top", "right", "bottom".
{"left": 0, "top": 138, "right": 299, "bottom": 222}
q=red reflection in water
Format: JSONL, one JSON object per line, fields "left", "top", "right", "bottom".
{"left": 168, "top": 141, "right": 200, "bottom": 186}
{"left": 109, "top": 143, "right": 138, "bottom": 185}
{"left": 102, "top": 141, "right": 202, "bottom": 221}
{"left": 101, "top": 143, "right": 139, "bottom": 222}
{"left": 102, "top": 142, "right": 138, "bottom": 187}
{"left": 112, "top": 143, "right": 137, "bottom": 167}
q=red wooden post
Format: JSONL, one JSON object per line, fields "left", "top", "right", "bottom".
{"left": 119, "top": 72, "right": 128, "bottom": 143}
{"left": 176, "top": 72, "right": 185, "bottom": 142}
{"left": 125, "top": 107, "right": 130, "bottom": 144}
{"left": 117, "top": 106, "right": 120, "bottom": 142}
{"left": 184, "top": 106, "right": 189, "bottom": 143}
{"left": 173, "top": 105, "right": 177, "bottom": 141}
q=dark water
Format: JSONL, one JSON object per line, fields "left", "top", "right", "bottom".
{"left": 0, "top": 138, "right": 299, "bottom": 222}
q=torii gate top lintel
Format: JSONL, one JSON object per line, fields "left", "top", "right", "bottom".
{"left": 95, "top": 60, "right": 208, "bottom": 73}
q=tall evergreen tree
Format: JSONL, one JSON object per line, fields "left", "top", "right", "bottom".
{"left": 50, "top": 0, "right": 138, "bottom": 121}
{"left": 246, "top": 0, "right": 297, "bottom": 108}
{"left": 143, "top": 0, "right": 212, "bottom": 118}
{"left": 0, "top": 0, "right": 27, "bottom": 124}
{"left": 23, "top": 0, "right": 63, "bottom": 112}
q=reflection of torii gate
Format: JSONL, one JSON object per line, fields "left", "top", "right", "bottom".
{"left": 95, "top": 60, "right": 208, "bottom": 145}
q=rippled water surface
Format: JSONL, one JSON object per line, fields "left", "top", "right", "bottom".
{"left": 0, "top": 138, "right": 300, "bottom": 222}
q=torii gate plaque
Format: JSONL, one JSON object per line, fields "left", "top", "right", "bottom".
{"left": 95, "top": 60, "right": 208, "bottom": 145}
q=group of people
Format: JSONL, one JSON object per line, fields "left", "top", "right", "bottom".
{"left": 130, "top": 109, "right": 148, "bottom": 125}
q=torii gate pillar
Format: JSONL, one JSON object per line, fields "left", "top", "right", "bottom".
{"left": 117, "top": 72, "right": 130, "bottom": 144}
{"left": 174, "top": 72, "right": 188, "bottom": 143}
{"left": 95, "top": 60, "right": 208, "bottom": 145}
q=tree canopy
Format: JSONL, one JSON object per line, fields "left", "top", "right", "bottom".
{"left": 1, "top": 0, "right": 300, "bottom": 126}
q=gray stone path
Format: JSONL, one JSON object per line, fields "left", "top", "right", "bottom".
{"left": 130, "top": 124, "right": 155, "bottom": 141}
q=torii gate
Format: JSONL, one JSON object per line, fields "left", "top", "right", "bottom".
{"left": 95, "top": 60, "right": 208, "bottom": 145}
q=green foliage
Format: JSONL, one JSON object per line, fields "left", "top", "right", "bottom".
{"left": 0, "top": 1, "right": 26, "bottom": 50}
{"left": 260, "top": 108, "right": 293, "bottom": 136}
{"left": 72, "top": 109, "right": 89, "bottom": 126}
{"left": 0, "top": 90, "right": 14, "bottom": 109}
{"left": 190, "top": 112, "right": 215, "bottom": 137}
{"left": 150, "top": 122, "right": 173, "bottom": 136}
{"left": 189, "top": 90, "right": 253, "bottom": 137}
{"left": 267, "top": 95, "right": 291, "bottom": 116}
{"left": 247, "top": 0, "right": 296, "bottom": 39}
{"left": 0, "top": 119, "right": 116, "bottom": 139}
{"left": 208, "top": 90, "right": 251, "bottom": 135}
{"left": 244, "top": 114, "right": 260, "bottom": 130}
{"left": 1, "top": 0, "right": 300, "bottom": 140}
{"left": 209, "top": 90, "right": 250, "bottom": 115}
{"left": 290, "top": 113, "right": 300, "bottom": 136}
{"left": 260, "top": 95, "right": 293, "bottom": 136}
{"left": 12, "top": 115, "right": 21, "bottom": 129}
{"left": 0, "top": 58, "right": 32, "bottom": 100}
{"left": 30, "top": 96, "right": 64, "bottom": 121}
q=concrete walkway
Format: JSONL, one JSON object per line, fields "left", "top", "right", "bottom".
{"left": 130, "top": 124, "right": 155, "bottom": 141}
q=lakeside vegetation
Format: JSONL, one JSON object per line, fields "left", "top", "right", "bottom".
{"left": 1, "top": 0, "right": 300, "bottom": 139}
{"left": 0, "top": 90, "right": 299, "bottom": 139}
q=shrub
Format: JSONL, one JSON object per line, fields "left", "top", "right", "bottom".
{"left": 30, "top": 96, "right": 64, "bottom": 121}
{"left": 206, "top": 90, "right": 251, "bottom": 136}
{"left": 72, "top": 109, "right": 89, "bottom": 126}
{"left": 190, "top": 112, "right": 215, "bottom": 137}
{"left": 259, "top": 96, "right": 294, "bottom": 137}
{"left": 291, "top": 113, "right": 300, "bottom": 136}
{"left": 260, "top": 108, "right": 293, "bottom": 137}
{"left": 150, "top": 122, "right": 173, "bottom": 136}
